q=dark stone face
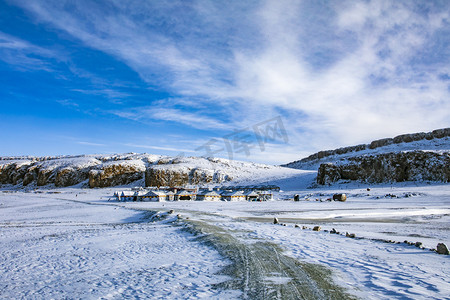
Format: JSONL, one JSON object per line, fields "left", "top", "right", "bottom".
{"left": 317, "top": 151, "right": 450, "bottom": 184}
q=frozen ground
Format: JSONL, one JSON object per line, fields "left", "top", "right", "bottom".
{"left": 0, "top": 175, "right": 449, "bottom": 299}
{"left": 0, "top": 192, "right": 239, "bottom": 299}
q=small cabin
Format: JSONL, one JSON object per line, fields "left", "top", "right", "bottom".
{"left": 196, "top": 190, "right": 221, "bottom": 201}
{"left": 141, "top": 191, "right": 167, "bottom": 202}
{"left": 165, "top": 191, "right": 175, "bottom": 201}
{"left": 121, "top": 191, "right": 135, "bottom": 201}
{"left": 175, "top": 190, "right": 196, "bottom": 201}
{"left": 244, "top": 190, "right": 260, "bottom": 201}
{"left": 134, "top": 190, "right": 148, "bottom": 201}
{"left": 257, "top": 191, "right": 273, "bottom": 201}
{"left": 222, "top": 191, "right": 246, "bottom": 201}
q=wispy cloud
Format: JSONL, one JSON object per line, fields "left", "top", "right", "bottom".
{"left": 112, "top": 106, "right": 232, "bottom": 131}
{"left": 56, "top": 99, "right": 79, "bottom": 108}
{"left": 9, "top": 0, "right": 450, "bottom": 160}
{"left": 77, "top": 141, "right": 106, "bottom": 147}
{"left": 0, "top": 31, "right": 57, "bottom": 71}
{"left": 124, "top": 143, "right": 196, "bottom": 153}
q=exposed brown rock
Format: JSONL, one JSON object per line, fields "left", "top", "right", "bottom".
{"left": 317, "top": 151, "right": 450, "bottom": 184}
{"left": 145, "top": 168, "right": 190, "bottom": 187}
{"left": 145, "top": 166, "right": 232, "bottom": 187}
{"left": 317, "top": 163, "right": 341, "bottom": 185}
{"left": 89, "top": 162, "right": 145, "bottom": 188}
{"left": 283, "top": 127, "right": 450, "bottom": 169}
{"left": 55, "top": 168, "right": 90, "bottom": 187}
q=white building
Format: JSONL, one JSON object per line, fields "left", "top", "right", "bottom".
{"left": 196, "top": 190, "right": 221, "bottom": 201}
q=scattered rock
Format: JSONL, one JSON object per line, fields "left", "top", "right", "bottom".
{"left": 294, "top": 224, "right": 300, "bottom": 228}
{"left": 330, "top": 228, "right": 337, "bottom": 234}
{"left": 345, "top": 233, "right": 356, "bottom": 238}
{"left": 436, "top": 243, "right": 449, "bottom": 255}
{"left": 367, "top": 188, "right": 371, "bottom": 191}
{"left": 313, "top": 226, "right": 321, "bottom": 232}
{"left": 333, "top": 193, "right": 347, "bottom": 202}
{"left": 415, "top": 242, "right": 423, "bottom": 248}
{"left": 168, "top": 209, "right": 174, "bottom": 214}
{"left": 294, "top": 194, "right": 300, "bottom": 201}
{"left": 302, "top": 226, "right": 308, "bottom": 230}
{"left": 273, "top": 217, "right": 279, "bottom": 224}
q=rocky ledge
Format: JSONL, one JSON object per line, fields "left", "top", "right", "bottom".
{"left": 317, "top": 151, "right": 450, "bottom": 185}
{"left": 0, "top": 154, "right": 276, "bottom": 188}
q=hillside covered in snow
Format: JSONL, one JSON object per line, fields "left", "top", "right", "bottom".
{"left": 283, "top": 128, "right": 450, "bottom": 184}
{"left": 0, "top": 153, "right": 303, "bottom": 189}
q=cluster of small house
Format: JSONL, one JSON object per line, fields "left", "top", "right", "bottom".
{"left": 113, "top": 185, "right": 277, "bottom": 202}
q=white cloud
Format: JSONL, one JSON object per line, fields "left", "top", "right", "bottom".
{"left": 111, "top": 106, "right": 232, "bottom": 131}
{"left": 77, "top": 141, "right": 106, "bottom": 147}
{"left": 11, "top": 0, "right": 450, "bottom": 162}
{"left": 0, "top": 31, "right": 56, "bottom": 71}
{"left": 124, "top": 143, "right": 196, "bottom": 153}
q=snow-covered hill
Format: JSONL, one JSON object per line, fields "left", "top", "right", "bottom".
{"left": 283, "top": 128, "right": 450, "bottom": 170}
{"left": 0, "top": 153, "right": 304, "bottom": 189}
{"left": 282, "top": 129, "right": 450, "bottom": 185}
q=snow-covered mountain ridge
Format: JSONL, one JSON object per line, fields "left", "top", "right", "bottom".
{"left": 283, "top": 128, "right": 450, "bottom": 170}
{"left": 0, "top": 153, "right": 301, "bottom": 189}
{"left": 283, "top": 128, "right": 450, "bottom": 185}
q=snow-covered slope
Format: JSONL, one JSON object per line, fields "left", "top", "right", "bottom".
{"left": 0, "top": 153, "right": 304, "bottom": 189}
{"left": 284, "top": 129, "right": 450, "bottom": 170}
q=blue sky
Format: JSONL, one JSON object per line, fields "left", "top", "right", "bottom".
{"left": 1, "top": 0, "right": 449, "bottom": 164}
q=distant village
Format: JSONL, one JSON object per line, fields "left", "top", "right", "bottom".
{"left": 113, "top": 185, "right": 280, "bottom": 202}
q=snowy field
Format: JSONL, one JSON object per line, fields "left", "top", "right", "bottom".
{"left": 1, "top": 178, "right": 449, "bottom": 299}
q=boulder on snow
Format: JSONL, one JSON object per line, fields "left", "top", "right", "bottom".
{"left": 333, "top": 193, "right": 347, "bottom": 202}
{"left": 313, "top": 226, "right": 321, "bottom": 231}
{"left": 436, "top": 243, "right": 449, "bottom": 255}
{"left": 273, "top": 217, "right": 279, "bottom": 224}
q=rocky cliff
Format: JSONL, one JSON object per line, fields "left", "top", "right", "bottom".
{"left": 0, "top": 153, "right": 294, "bottom": 189}
{"left": 283, "top": 128, "right": 450, "bottom": 170}
{"left": 0, "top": 154, "right": 160, "bottom": 188}
{"left": 316, "top": 151, "right": 450, "bottom": 185}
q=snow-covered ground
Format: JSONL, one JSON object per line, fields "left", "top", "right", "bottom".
{"left": 1, "top": 175, "right": 449, "bottom": 299}
{"left": 0, "top": 192, "right": 239, "bottom": 299}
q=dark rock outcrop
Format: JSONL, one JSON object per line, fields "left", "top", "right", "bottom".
{"left": 317, "top": 163, "right": 341, "bottom": 185}
{"left": 317, "top": 151, "right": 450, "bottom": 185}
{"left": 89, "top": 161, "right": 146, "bottom": 188}
{"left": 55, "top": 168, "right": 90, "bottom": 187}
{"left": 145, "top": 168, "right": 190, "bottom": 187}
{"left": 284, "top": 127, "right": 450, "bottom": 169}
{"left": 145, "top": 166, "right": 232, "bottom": 187}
